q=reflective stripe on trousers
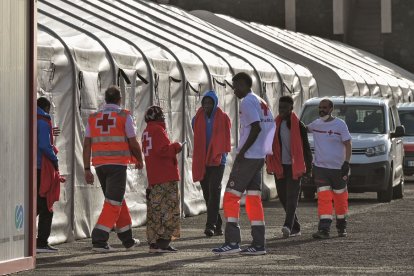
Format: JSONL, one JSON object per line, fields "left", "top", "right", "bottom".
{"left": 223, "top": 190, "right": 241, "bottom": 220}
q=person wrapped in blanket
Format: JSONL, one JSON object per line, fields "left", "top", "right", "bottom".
{"left": 141, "top": 105, "right": 183, "bottom": 253}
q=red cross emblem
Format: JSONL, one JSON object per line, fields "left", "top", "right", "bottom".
{"left": 328, "top": 130, "right": 333, "bottom": 135}
{"left": 96, "top": 113, "right": 116, "bottom": 134}
{"left": 260, "top": 101, "right": 269, "bottom": 116}
{"left": 142, "top": 131, "right": 152, "bottom": 157}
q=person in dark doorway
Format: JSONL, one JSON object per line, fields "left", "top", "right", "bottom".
{"left": 266, "top": 95, "right": 312, "bottom": 238}
{"left": 192, "top": 90, "right": 231, "bottom": 237}
{"left": 212, "top": 72, "right": 276, "bottom": 255}
{"left": 83, "top": 85, "right": 144, "bottom": 252}
{"left": 36, "top": 97, "right": 61, "bottom": 253}
{"left": 307, "top": 99, "right": 352, "bottom": 239}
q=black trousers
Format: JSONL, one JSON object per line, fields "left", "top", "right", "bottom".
{"left": 200, "top": 165, "right": 225, "bottom": 230}
{"left": 92, "top": 165, "right": 134, "bottom": 248}
{"left": 274, "top": 165, "right": 301, "bottom": 233}
{"left": 37, "top": 169, "right": 53, "bottom": 247}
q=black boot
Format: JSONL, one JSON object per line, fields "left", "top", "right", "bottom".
{"left": 336, "top": 218, "right": 347, "bottom": 237}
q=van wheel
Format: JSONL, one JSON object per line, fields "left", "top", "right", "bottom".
{"left": 377, "top": 172, "right": 393, "bottom": 203}
{"left": 393, "top": 178, "right": 404, "bottom": 199}
{"left": 302, "top": 188, "right": 316, "bottom": 200}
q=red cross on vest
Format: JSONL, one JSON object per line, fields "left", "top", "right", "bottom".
{"left": 96, "top": 113, "right": 116, "bottom": 134}
{"left": 260, "top": 101, "right": 269, "bottom": 116}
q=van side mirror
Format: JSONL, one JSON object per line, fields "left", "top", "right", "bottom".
{"left": 391, "top": 125, "right": 405, "bottom": 138}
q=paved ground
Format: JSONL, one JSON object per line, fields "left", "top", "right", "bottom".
{"left": 18, "top": 183, "right": 414, "bottom": 275}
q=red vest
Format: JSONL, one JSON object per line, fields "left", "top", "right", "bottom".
{"left": 142, "top": 121, "right": 181, "bottom": 186}
{"left": 89, "top": 109, "right": 132, "bottom": 166}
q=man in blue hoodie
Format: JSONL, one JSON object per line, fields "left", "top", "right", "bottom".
{"left": 36, "top": 97, "right": 59, "bottom": 253}
{"left": 192, "top": 91, "right": 231, "bottom": 237}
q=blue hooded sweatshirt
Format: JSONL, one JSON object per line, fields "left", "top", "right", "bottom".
{"left": 192, "top": 90, "right": 227, "bottom": 165}
{"left": 37, "top": 107, "right": 58, "bottom": 169}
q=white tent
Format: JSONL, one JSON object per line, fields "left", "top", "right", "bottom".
{"left": 191, "top": 10, "right": 414, "bottom": 103}
{"left": 37, "top": 0, "right": 414, "bottom": 245}
{"left": 38, "top": 0, "right": 315, "bottom": 243}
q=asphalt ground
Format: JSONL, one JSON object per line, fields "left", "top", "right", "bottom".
{"left": 16, "top": 182, "right": 414, "bottom": 275}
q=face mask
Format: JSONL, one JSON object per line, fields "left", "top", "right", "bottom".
{"left": 320, "top": 115, "right": 330, "bottom": 121}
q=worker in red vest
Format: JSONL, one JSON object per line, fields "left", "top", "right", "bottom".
{"left": 83, "top": 85, "right": 144, "bottom": 252}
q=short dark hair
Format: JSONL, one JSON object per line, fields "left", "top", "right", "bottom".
{"left": 321, "top": 98, "right": 334, "bottom": 108}
{"left": 232, "top": 72, "right": 253, "bottom": 88}
{"left": 279, "top": 95, "right": 294, "bottom": 106}
{"left": 37, "top": 97, "right": 51, "bottom": 110}
{"left": 105, "top": 85, "right": 121, "bottom": 104}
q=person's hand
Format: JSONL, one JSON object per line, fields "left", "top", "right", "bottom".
{"left": 301, "top": 173, "right": 312, "bottom": 185}
{"left": 52, "top": 127, "right": 61, "bottom": 137}
{"left": 84, "top": 169, "right": 94, "bottom": 185}
{"left": 341, "top": 161, "right": 350, "bottom": 179}
{"left": 176, "top": 143, "right": 183, "bottom": 153}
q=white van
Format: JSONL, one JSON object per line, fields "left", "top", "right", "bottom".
{"left": 300, "top": 97, "right": 405, "bottom": 202}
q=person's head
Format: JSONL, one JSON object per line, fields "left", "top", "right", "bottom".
{"left": 319, "top": 99, "right": 334, "bottom": 120}
{"left": 105, "top": 85, "right": 121, "bottom": 105}
{"left": 278, "top": 95, "right": 294, "bottom": 119}
{"left": 144, "top": 105, "right": 165, "bottom": 123}
{"left": 202, "top": 96, "right": 215, "bottom": 117}
{"left": 232, "top": 72, "right": 253, "bottom": 99}
{"left": 37, "top": 97, "right": 51, "bottom": 113}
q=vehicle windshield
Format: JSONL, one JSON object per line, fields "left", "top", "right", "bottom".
{"left": 398, "top": 110, "right": 414, "bottom": 136}
{"left": 301, "top": 104, "right": 386, "bottom": 134}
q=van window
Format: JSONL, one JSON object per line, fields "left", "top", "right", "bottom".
{"left": 301, "top": 104, "right": 385, "bottom": 134}
{"left": 398, "top": 110, "right": 414, "bottom": 136}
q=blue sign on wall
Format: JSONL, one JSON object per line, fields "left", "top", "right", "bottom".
{"left": 15, "top": 205, "right": 24, "bottom": 230}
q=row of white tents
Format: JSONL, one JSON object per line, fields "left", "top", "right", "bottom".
{"left": 36, "top": 0, "right": 414, "bottom": 244}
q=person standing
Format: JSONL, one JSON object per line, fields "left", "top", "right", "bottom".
{"left": 192, "top": 90, "right": 231, "bottom": 237}
{"left": 36, "top": 97, "right": 60, "bottom": 253}
{"left": 83, "top": 85, "right": 143, "bottom": 252}
{"left": 266, "top": 95, "right": 313, "bottom": 238}
{"left": 307, "top": 99, "right": 352, "bottom": 239}
{"left": 142, "top": 105, "right": 183, "bottom": 253}
{"left": 212, "top": 72, "right": 276, "bottom": 255}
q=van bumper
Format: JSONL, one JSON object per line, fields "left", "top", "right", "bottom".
{"left": 302, "top": 161, "right": 391, "bottom": 192}
{"left": 403, "top": 152, "right": 414, "bottom": 176}
{"left": 347, "top": 161, "right": 390, "bottom": 192}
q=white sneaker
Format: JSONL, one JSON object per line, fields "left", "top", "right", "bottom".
{"left": 282, "top": 226, "right": 291, "bottom": 238}
{"left": 125, "top": 238, "right": 140, "bottom": 251}
{"left": 92, "top": 244, "right": 115, "bottom": 253}
{"left": 290, "top": 231, "right": 302, "bottom": 237}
